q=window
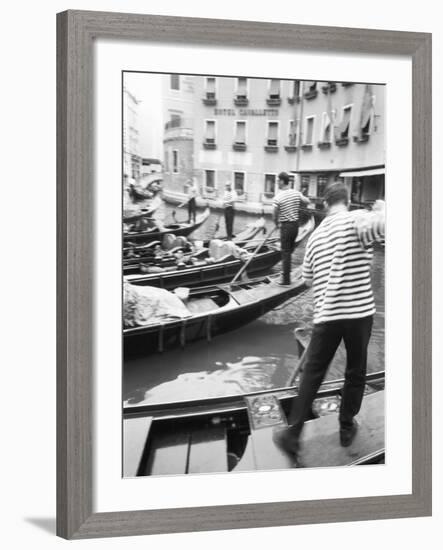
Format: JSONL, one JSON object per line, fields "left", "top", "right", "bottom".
{"left": 234, "top": 172, "right": 245, "bottom": 196}
{"left": 267, "top": 122, "right": 279, "bottom": 146}
{"left": 351, "top": 178, "right": 363, "bottom": 203}
{"left": 269, "top": 79, "right": 280, "bottom": 99}
{"left": 205, "top": 170, "right": 215, "bottom": 189}
{"left": 236, "top": 77, "right": 247, "bottom": 99}
{"left": 304, "top": 117, "right": 315, "bottom": 145}
{"left": 172, "top": 150, "right": 179, "bottom": 173}
{"left": 288, "top": 120, "right": 298, "bottom": 146}
{"left": 359, "top": 85, "right": 374, "bottom": 138}
{"left": 205, "top": 120, "right": 216, "bottom": 144}
{"left": 264, "top": 174, "right": 276, "bottom": 198}
{"left": 338, "top": 106, "right": 352, "bottom": 139}
{"left": 164, "top": 149, "right": 169, "bottom": 172}
{"left": 317, "top": 175, "right": 328, "bottom": 198}
{"left": 320, "top": 112, "right": 333, "bottom": 143}
{"left": 170, "top": 74, "right": 180, "bottom": 90}
{"left": 293, "top": 80, "right": 300, "bottom": 99}
{"left": 206, "top": 77, "right": 216, "bottom": 98}
{"left": 235, "top": 121, "right": 246, "bottom": 144}
{"left": 300, "top": 175, "right": 310, "bottom": 196}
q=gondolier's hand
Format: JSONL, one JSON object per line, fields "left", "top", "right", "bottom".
{"left": 275, "top": 221, "right": 281, "bottom": 229}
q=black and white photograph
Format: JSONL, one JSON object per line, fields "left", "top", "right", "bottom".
{"left": 122, "top": 72, "right": 386, "bottom": 477}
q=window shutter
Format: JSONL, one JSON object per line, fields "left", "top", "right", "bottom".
{"left": 237, "top": 77, "right": 247, "bottom": 96}
{"left": 206, "top": 121, "right": 215, "bottom": 141}
{"left": 207, "top": 78, "right": 216, "bottom": 93}
{"left": 268, "top": 122, "right": 278, "bottom": 144}
{"left": 236, "top": 121, "right": 246, "bottom": 143}
{"left": 360, "top": 85, "right": 373, "bottom": 133}
{"left": 269, "top": 79, "right": 280, "bottom": 97}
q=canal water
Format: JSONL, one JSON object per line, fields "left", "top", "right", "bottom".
{"left": 124, "top": 205, "right": 385, "bottom": 407}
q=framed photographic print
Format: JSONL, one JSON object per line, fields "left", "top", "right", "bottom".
{"left": 57, "top": 10, "right": 432, "bottom": 539}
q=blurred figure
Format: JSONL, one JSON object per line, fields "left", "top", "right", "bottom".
{"left": 222, "top": 181, "right": 237, "bottom": 240}
{"left": 185, "top": 178, "right": 199, "bottom": 223}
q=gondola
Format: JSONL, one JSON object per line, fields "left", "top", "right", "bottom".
{"left": 123, "top": 196, "right": 162, "bottom": 224}
{"left": 124, "top": 216, "right": 315, "bottom": 288}
{"left": 124, "top": 274, "right": 307, "bottom": 356}
{"left": 122, "top": 215, "right": 267, "bottom": 272}
{"left": 124, "top": 244, "right": 281, "bottom": 289}
{"left": 124, "top": 207, "right": 211, "bottom": 244}
{"left": 123, "top": 370, "right": 385, "bottom": 476}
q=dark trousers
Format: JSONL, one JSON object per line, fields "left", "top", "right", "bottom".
{"left": 288, "top": 315, "right": 373, "bottom": 436}
{"left": 280, "top": 221, "right": 299, "bottom": 284}
{"left": 188, "top": 197, "right": 197, "bottom": 223}
{"left": 224, "top": 206, "right": 235, "bottom": 240}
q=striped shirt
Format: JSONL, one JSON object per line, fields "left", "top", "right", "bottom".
{"left": 223, "top": 190, "right": 237, "bottom": 208}
{"left": 302, "top": 205, "right": 385, "bottom": 324}
{"left": 273, "top": 189, "right": 302, "bottom": 222}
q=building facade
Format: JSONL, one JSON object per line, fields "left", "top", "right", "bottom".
{"left": 161, "top": 75, "right": 385, "bottom": 211}
{"left": 162, "top": 74, "right": 196, "bottom": 192}
{"left": 123, "top": 87, "right": 141, "bottom": 183}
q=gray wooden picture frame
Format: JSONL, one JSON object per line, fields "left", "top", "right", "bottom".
{"left": 56, "top": 9, "right": 432, "bottom": 539}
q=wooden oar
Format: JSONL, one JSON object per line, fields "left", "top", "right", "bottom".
{"left": 230, "top": 225, "right": 277, "bottom": 286}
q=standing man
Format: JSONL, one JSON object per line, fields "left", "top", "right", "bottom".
{"left": 273, "top": 172, "right": 311, "bottom": 285}
{"left": 223, "top": 181, "right": 237, "bottom": 240}
{"left": 274, "top": 183, "right": 385, "bottom": 460}
{"left": 185, "top": 178, "right": 199, "bottom": 224}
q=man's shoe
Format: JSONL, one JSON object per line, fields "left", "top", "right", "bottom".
{"left": 340, "top": 421, "right": 358, "bottom": 447}
{"left": 277, "top": 280, "right": 291, "bottom": 287}
{"left": 273, "top": 427, "right": 300, "bottom": 456}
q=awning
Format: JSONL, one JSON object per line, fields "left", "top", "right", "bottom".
{"left": 339, "top": 167, "right": 385, "bottom": 178}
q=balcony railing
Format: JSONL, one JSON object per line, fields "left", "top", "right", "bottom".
{"left": 202, "top": 92, "right": 217, "bottom": 106}
{"left": 317, "top": 141, "right": 332, "bottom": 150}
{"left": 234, "top": 95, "right": 249, "bottom": 106}
{"left": 304, "top": 89, "right": 318, "bottom": 100}
{"left": 321, "top": 83, "right": 337, "bottom": 94}
{"left": 264, "top": 139, "right": 279, "bottom": 152}
{"left": 284, "top": 145, "right": 297, "bottom": 152}
{"left": 232, "top": 142, "right": 247, "bottom": 151}
{"left": 301, "top": 143, "right": 313, "bottom": 151}
{"left": 353, "top": 133, "right": 370, "bottom": 143}
{"left": 203, "top": 139, "right": 217, "bottom": 150}
{"left": 266, "top": 95, "right": 281, "bottom": 106}
{"left": 164, "top": 118, "right": 193, "bottom": 130}
{"left": 335, "top": 136, "right": 349, "bottom": 147}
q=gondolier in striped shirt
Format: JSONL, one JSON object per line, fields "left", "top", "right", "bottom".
{"left": 273, "top": 172, "right": 311, "bottom": 285}
{"left": 274, "top": 182, "right": 385, "bottom": 459}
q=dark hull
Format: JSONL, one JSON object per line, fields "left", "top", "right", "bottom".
{"left": 124, "top": 278, "right": 305, "bottom": 357}
{"left": 125, "top": 248, "right": 281, "bottom": 289}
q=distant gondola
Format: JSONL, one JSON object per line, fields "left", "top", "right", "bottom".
{"left": 124, "top": 207, "right": 211, "bottom": 244}
{"left": 124, "top": 275, "right": 306, "bottom": 356}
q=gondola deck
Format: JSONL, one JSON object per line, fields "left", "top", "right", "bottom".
{"left": 123, "top": 376, "right": 385, "bottom": 477}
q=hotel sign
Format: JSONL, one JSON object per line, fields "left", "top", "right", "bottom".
{"left": 214, "top": 108, "right": 279, "bottom": 116}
